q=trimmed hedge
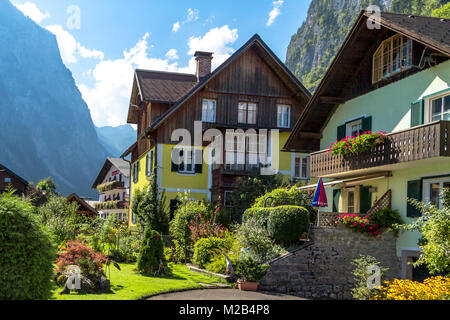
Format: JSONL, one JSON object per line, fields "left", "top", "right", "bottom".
{"left": 0, "top": 192, "right": 55, "bottom": 300}
{"left": 242, "top": 207, "right": 273, "bottom": 224}
{"left": 251, "top": 187, "right": 306, "bottom": 209}
{"left": 266, "top": 206, "right": 310, "bottom": 244}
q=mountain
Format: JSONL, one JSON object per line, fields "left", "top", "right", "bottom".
{"left": 286, "top": 0, "right": 448, "bottom": 92}
{"left": 96, "top": 125, "right": 137, "bottom": 158}
{"left": 0, "top": 0, "right": 109, "bottom": 197}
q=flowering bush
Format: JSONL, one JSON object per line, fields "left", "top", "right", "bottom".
{"left": 337, "top": 213, "right": 382, "bottom": 237}
{"left": 373, "top": 277, "right": 450, "bottom": 300}
{"left": 328, "top": 131, "right": 388, "bottom": 156}
{"left": 56, "top": 240, "right": 107, "bottom": 277}
{"left": 188, "top": 208, "right": 227, "bottom": 243}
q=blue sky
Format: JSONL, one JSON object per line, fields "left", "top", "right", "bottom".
{"left": 11, "top": 0, "right": 312, "bottom": 127}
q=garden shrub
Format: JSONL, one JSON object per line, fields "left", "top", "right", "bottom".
{"left": 235, "top": 255, "right": 269, "bottom": 282}
{"left": 137, "top": 229, "right": 169, "bottom": 276}
{"left": 169, "top": 193, "right": 212, "bottom": 251}
{"left": 192, "top": 237, "right": 227, "bottom": 269}
{"left": 242, "top": 207, "right": 273, "bottom": 224}
{"left": 188, "top": 208, "right": 226, "bottom": 243}
{"left": 56, "top": 240, "right": 107, "bottom": 279}
{"left": 205, "top": 232, "right": 241, "bottom": 274}
{"left": 251, "top": 187, "right": 308, "bottom": 209}
{"left": 112, "top": 231, "right": 141, "bottom": 263}
{"left": 236, "top": 214, "right": 285, "bottom": 264}
{"left": 351, "top": 255, "right": 388, "bottom": 300}
{"left": 266, "top": 206, "right": 310, "bottom": 244}
{"left": 164, "top": 239, "right": 187, "bottom": 264}
{"left": 0, "top": 190, "right": 55, "bottom": 300}
{"left": 373, "top": 277, "right": 450, "bottom": 300}
{"left": 370, "top": 208, "right": 403, "bottom": 230}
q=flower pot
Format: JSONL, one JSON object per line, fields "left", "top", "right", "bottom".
{"left": 237, "top": 280, "right": 259, "bottom": 291}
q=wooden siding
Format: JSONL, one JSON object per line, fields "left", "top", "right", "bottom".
{"left": 0, "top": 171, "right": 27, "bottom": 195}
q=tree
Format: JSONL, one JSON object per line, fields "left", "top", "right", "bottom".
{"left": 131, "top": 166, "right": 169, "bottom": 234}
{"left": 432, "top": 2, "right": 450, "bottom": 18}
{"left": 36, "top": 177, "right": 59, "bottom": 197}
{"left": 399, "top": 188, "right": 450, "bottom": 275}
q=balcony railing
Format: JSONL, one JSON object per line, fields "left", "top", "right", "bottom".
{"left": 311, "top": 120, "right": 450, "bottom": 177}
{"left": 96, "top": 181, "right": 125, "bottom": 193}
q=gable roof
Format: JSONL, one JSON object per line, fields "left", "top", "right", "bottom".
{"left": 92, "top": 157, "right": 130, "bottom": 189}
{"left": 67, "top": 193, "right": 98, "bottom": 218}
{"left": 0, "top": 163, "right": 29, "bottom": 186}
{"left": 284, "top": 11, "right": 450, "bottom": 152}
{"left": 136, "top": 70, "right": 198, "bottom": 104}
{"left": 126, "top": 34, "right": 311, "bottom": 136}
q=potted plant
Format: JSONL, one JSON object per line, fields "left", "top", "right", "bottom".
{"left": 235, "top": 256, "right": 269, "bottom": 291}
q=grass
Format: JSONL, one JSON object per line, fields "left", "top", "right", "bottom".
{"left": 51, "top": 263, "right": 228, "bottom": 300}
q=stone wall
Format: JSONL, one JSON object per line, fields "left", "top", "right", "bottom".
{"left": 259, "top": 226, "right": 401, "bottom": 300}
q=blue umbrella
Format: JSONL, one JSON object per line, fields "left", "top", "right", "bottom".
{"left": 312, "top": 178, "right": 328, "bottom": 208}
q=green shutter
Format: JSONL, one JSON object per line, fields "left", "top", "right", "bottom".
{"left": 195, "top": 149, "right": 203, "bottom": 174}
{"left": 411, "top": 100, "right": 424, "bottom": 127}
{"left": 171, "top": 148, "right": 179, "bottom": 172}
{"left": 333, "top": 189, "right": 341, "bottom": 212}
{"left": 337, "top": 125, "right": 346, "bottom": 141}
{"left": 360, "top": 186, "right": 372, "bottom": 214}
{"left": 407, "top": 180, "right": 422, "bottom": 217}
{"left": 362, "top": 116, "right": 373, "bottom": 132}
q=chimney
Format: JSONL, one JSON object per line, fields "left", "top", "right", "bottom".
{"left": 195, "top": 51, "right": 213, "bottom": 81}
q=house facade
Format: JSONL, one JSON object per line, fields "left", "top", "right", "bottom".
{"left": 285, "top": 12, "right": 450, "bottom": 280}
{"left": 122, "top": 35, "right": 311, "bottom": 227}
{"left": 92, "top": 158, "right": 131, "bottom": 222}
{"left": 0, "top": 164, "right": 28, "bottom": 197}
{"left": 67, "top": 193, "right": 98, "bottom": 219}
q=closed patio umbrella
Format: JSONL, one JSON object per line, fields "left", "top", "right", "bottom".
{"left": 312, "top": 178, "right": 328, "bottom": 226}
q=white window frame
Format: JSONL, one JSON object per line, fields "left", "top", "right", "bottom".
{"left": 425, "top": 92, "right": 450, "bottom": 124}
{"left": 238, "top": 102, "right": 257, "bottom": 124}
{"left": 294, "top": 155, "right": 310, "bottom": 180}
{"left": 277, "top": 105, "right": 291, "bottom": 128}
{"left": 423, "top": 176, "right": 450, "bottom": 209}
{"left": 346, "top": 119, "right": 363, "bottom": 137}
{"left": 202, "top": 99, "right": 216, "bottom": 123}
{"left": 176, "top": 147, "right": 196, "bottom": 174}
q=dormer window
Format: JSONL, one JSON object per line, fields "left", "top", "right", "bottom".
{"left": 372, "top": 34, "right": 412, "bottom": 84}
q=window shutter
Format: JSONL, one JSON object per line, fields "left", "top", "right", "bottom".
{"left": 333, "top": 189, "right": 341, "bottom": 212}
{"left": 171, "top": 149, "right": 179, "bottom": 172}
{"left": 411, "top": 100, "right": 424, "bottom": 127}
{"left": 362, "top": 116, "right": 373, "bottom": 132}
{"left": 145, "top": 154, "right": 150, "bottom": 177}
{"left": 337, "top": 125, "right": 346, "bottom": 141}
{"left": 407, "top": 180, "right": 422, "bottom": 217}
{"left": 195, "top": 149, "right": 203, "bottom": 173}
{"left": 359, "top": 186, "right": 372, "bottom": 214}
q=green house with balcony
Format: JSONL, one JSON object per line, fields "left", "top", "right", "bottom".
{"left": 285, "top": 11, "right": 450, "bottom": 280}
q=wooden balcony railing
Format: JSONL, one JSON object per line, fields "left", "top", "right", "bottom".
{"left": 311, "top": 120, "right": 450, "bottom": 177}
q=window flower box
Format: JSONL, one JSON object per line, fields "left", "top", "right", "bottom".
{"left": 328, "top": 131, "right": 388, "bottom": 157}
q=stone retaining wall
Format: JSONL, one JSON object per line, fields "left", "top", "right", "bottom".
{"left": 259, "top": 227, "right": 401, "bottom": 300}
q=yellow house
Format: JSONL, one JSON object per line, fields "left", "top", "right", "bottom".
{"left": 122, "top": 34, "right": 311, "bottom": 228}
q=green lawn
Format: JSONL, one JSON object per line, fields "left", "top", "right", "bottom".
{"left": 51, "top": 263, "right": 227, "bottom": 300}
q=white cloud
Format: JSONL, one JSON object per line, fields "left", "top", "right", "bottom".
{"left": 46, "top": 25, "right": 104, "bottom": 64}
{"left": 172, "top": 21, "right": 180, "bottom": 32}
{"left": 80, "top": 26, "right": 239, "bottom": 127}
{"left": 266, "top": 0, "right": 284, "bottom": 27}
{"left": 165, "top": 49, "right": 179, "bottom": 60}
{"left": 186, "top": 8, "right": 199, "bottom": 22}
{"left": 12, "top": 1, "right": 50, "bottom": 23}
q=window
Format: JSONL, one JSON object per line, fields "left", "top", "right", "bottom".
{"left": 4, "top": 177, "right": 11, "bottom": 183}
{"left": 146, "top": 150, "right": 154, "bottom": 177}
{"left": 294, "top": 156, "right": 309, "bottom": 179}
{"left": 238, "top": 102, "right": 257, "bottom": 124}
{"left": 178, "top": 148, "right": 194, "bottom": 174}
{"left": 346, "top": 119, "right": 363, "bottom": 137}
{"left": 224, "top": 191, "right": 233, "bottom": 207}
{"left": 202, "top": 99, "right": 216, "bottom": 123}
{"left": 373, "top": 34, "right": 412, "bottom": 83}
{"left": 430, "top": 94, "right": 450, "bottom": 122}
{"left": 277, "top": 105, "right": 291, "bottom": 128}
{"left": 423, "top": 177, "right": 450, "bottom": 209}
{"left": 132, "top": 162, "right": 139, "bottom": 183}
{"left": 347, "top": 190, "right": 355, "bottom": 214}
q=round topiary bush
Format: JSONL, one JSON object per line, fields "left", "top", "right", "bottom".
{"left": 242, "top": 207, "right": 273, "bottom": 224}
{"left": 266, "top": 206, "right": 310, "bottom": 244}
{"left": 0, "top": 191, "right": 55, "bottom": 300}
{"left": 137, "top": 228, "right": 169, "bottom": 276}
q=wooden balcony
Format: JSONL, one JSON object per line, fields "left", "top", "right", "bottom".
{"left": 311, "top": 121, "right": 450, "bottom": 177}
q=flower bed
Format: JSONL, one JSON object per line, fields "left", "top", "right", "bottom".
{"left": 328, "top": 131, "right": 388, "bottom": 156}
{"left": 373, "top": 277, "right": 450, "bottom": 300}
{"left": 337, "top": 213, "right": 382, "bottom": 237}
